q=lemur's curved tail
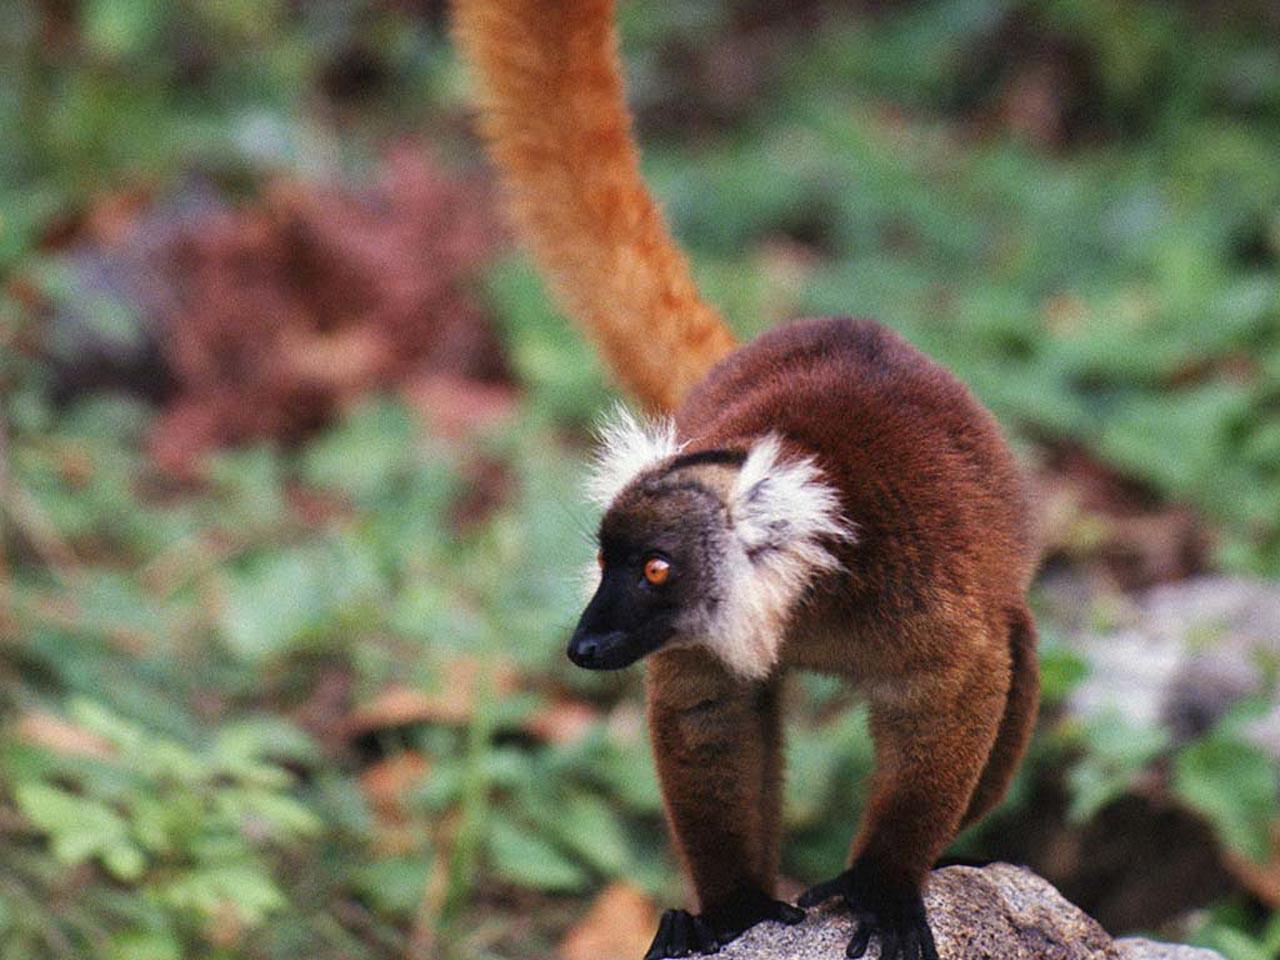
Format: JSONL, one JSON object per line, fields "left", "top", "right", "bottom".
{"left": 451, "top": 0, "right": 736, "bottom": 413}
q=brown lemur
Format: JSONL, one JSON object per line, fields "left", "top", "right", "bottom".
{"left": 451, "top": 3, "right": 1041, "bottom": 959}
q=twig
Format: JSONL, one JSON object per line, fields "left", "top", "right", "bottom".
{"left": 0, "top": 397, "right": 11, "bottom": 629}
{"left": 412, "top": 669, "right": 496, "bottom": 960}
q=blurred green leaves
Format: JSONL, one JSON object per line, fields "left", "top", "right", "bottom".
{"left": 1066, "top": 715, "right": 1170, "bottom": 823}
{"left": 1173, "top": 706, "right": 1280, "bottom": 865}
{"left": 487, "top": 820, "right": 590, "bottom": 893}
{"left": 15, "top": 782, "right": 145, "bottom": 880}
{"left": 301, "top": 400, "right": 425, "bottom": 505}
{"left": 4, "top": 1, "right": 1280, "bottom": 958}
{"left": 5, "top": 699, "right": 321, "bottom": 948}
{"left": 83, "top": 0, "right": 166, "bottom": 59}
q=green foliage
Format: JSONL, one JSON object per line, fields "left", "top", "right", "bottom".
{"left": 482, "top": 257, "right": 612, "bottom": 429}
{"left": 1066, "top": 715, "right": 1171, "bottom": 823}
{"left": 487, "top": 820, "right": 591, "bottom": 893}
{"left": 1035, "top": 627, "right": 1091, "bottom": 707}
{"left": 1172, "top": 704, "right": 1280, "bottom": 864}
{"left": 4, "top": 1, "right": 1280, "bottom": 958}
{"left": 0, "top": 379, "right": 614, "bottom": 957}
{"left": 1194, "top": 903, "right": 1280, "bottom": 960}
{"left": 3, "top": 699, "right": 320, "bottom": 951}
{"left": 1060, "top": 698, "right": 1280, "bottom": 871}
{"left": 15, "top": 781, "right": 146, "bottom": 880}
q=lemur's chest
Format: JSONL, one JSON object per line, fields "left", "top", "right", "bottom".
{"left": 778, "top": 596, "right": 873, "bottom": 677}
{"left": 777, "top": 587, "right": 941, "bottom": 694}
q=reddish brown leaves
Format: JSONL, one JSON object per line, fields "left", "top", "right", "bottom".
{"left": 344, "top": 657, "right": 521, "bottom": 737}
{"left": 525, "top": 698, "right": 599, "bottom": 747}
{"left": 16, "top": 711, "right": 116, "bottom": 761}
{"left": 1037, "top": 444, "right": 1209, "bottom": 589}
{"left": 147, "top": 148, "right": 508, "bottom": 475}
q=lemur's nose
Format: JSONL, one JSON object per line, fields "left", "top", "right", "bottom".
{"left": 567, "top": 627, "right": 632, "bottom": 669}
{"left": 567, "top": 635, "right": 600, "bottom": 666}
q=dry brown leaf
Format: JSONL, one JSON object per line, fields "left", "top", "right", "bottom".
{"left": 346, "top": 684, "right": 436, "bottom": 735}
{"left": 559, "top": 882, "right": 660, "bottom": 960}
{"left": 525, "top": 698, "right": 599, "bottom": 746}
{"left": 1223, "top": 821, "right": 1280, "bottom": 909}
{"left": 360, "top": 752, "right": 431, "bottom": 822}
{"left": 360, "top": 752, "right": 434, "bottom": 858}
{"left": 1225, "top": 849, "right": 1280, "bottom": 908}
{"left": 17, "top": 711, "right": 115, "bottom": 761}
{"left": 80, "top": 188, "right": 151, "bottom": 246}
{"left": 205, "top": 899, "right": 248, "bottom": 949}
{"left": 345, "top": 656, "right": 520, "bottom": 735}
{"left": 278, "top": 326, "right": 393, "bottom": 392}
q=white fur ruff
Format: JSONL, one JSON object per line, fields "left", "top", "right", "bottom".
{"left": 708, "top": 435, "right": 854, "bottom": 679}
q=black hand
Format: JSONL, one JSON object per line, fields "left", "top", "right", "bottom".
{"left": 798, "top": 865, "right": 938, "bottom": 960}
{"left": 642, "top": 893, "right": 805, "bottom": 959}
{"left": 643, "top": 909, "right": 719, "bottom": 959}
{"left": 702, "top": 891, "right": 806, "bottom": 943}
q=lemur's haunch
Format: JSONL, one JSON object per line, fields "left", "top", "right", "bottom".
{"left": 452, "top": 4, "right": 1041, "bottom": 960}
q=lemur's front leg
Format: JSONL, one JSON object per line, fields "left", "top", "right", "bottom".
{"left": 643, "top": 649, "right": 802, "bottom": 959}
{"left": 800, "top": 622, "right": 1009, "bottom": 960}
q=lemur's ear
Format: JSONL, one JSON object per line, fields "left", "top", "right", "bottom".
{"left": 729, "top": 436, "right": 853, "bottom": 568}
{"left": 587, "top": 405, "right": 682, "bottom": 507}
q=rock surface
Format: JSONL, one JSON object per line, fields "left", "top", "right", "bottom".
{"left": 716, "top": 864, "right": 1222, "bottom": 960}
{"left": 1059, "top": 576, "right": 1280, "bottom": 753}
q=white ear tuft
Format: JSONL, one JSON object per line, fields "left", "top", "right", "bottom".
{"left": 700, "top": 435, "right": 853, "bottom": 681}
{"left": 729, "top": 435, "right": 853, "bottom": 569}
{"left": 586, "top": 404, "right": 682, "bottom": 507}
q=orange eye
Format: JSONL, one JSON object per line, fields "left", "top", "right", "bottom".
{"left": 596, "top": 551, "right": 604, "bottom": 569}
{"left": 643, "top": 557, "right": 671, "bottom": 586}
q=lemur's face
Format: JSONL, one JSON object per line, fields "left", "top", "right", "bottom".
{"left": 567, "top": 409, "right": 852, "bottom": 679}
{"left": 567, "top": 485, "right": 726, "bottom": 670}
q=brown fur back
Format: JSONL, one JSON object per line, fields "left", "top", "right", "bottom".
{"left": 451, "top": 0, "right": 735, "bottom": 412}
{"left": 676, "top": 317, "right": 1038, "bottom": 627}
{"left": 670, "top": 318, "right": 1041, "bottom": 900}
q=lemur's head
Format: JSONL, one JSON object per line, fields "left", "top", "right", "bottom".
{"left": 567, "top": 408, "right": 852, "bottom": 680}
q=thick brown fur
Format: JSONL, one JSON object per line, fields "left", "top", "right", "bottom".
{"left": 451, "top": 0, "right": 735, "bottom": 412}
{"left": 659, "top": 316, "right": 1040, "bottom": 911}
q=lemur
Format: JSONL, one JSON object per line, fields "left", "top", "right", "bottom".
{"left": 452, "top": 3, "right": 1041, "bottom": 959}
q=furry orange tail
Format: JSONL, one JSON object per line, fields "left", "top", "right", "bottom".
{"left": 451, "top": 0, "right": 735, "bottom": 413}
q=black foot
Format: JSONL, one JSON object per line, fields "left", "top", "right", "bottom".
{"left": 643, "top": 909, "right": 718, "bottom": 959}
{"left": 642, "top": 894, "right": 805, "bottom": 959}
{"left": 703, "top": 892, "right": 806, "bottom": 944}
{"left": 798, "top": 866, "right": 938, "bottom": 960}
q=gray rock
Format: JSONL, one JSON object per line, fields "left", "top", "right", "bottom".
{"left": 1111, "top": 940, "right": 1223, "bottom": 960}
{"left": 715, "top": 864, "right": 1220, "bottom": 960}
{"left": 1062, "top": 576, "right": 1280, "bottom": 754}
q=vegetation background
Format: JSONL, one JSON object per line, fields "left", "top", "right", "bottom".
{"left": 2, "top": 0, "right": 1279, "bottom": 958}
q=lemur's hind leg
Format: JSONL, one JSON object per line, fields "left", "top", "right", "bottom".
{"left": 961, "top": 605, "right": 1040, "bottom": 828}
{"left": 643, "top": 648, "right": 802, "bottom": 960}
{"left": 800, "top": 613, "right": 1009, "bottom": 960}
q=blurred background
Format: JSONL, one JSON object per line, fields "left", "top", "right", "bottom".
{"left": 2, "top": 1, "right": 1279, "bottom": 958}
